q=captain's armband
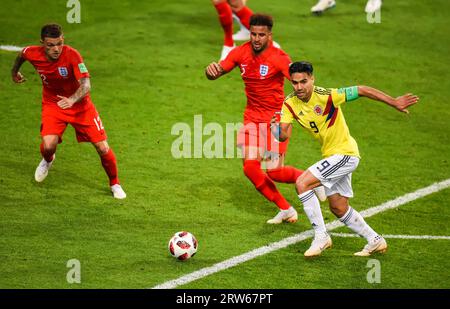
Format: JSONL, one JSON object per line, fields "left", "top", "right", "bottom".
{"left": 343, "top": 86, "right": 359, "bottom": 102}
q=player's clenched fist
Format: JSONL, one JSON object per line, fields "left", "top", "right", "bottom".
{"left": 12, "top": 72, "right": 26, "bottom": 83}
{"left": 205, "top": 62, "right": 224, "bottom": 80}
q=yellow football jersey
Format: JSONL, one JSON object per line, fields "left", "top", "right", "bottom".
{"left": 281, "top": 86, "right": 360, "bottom": 158}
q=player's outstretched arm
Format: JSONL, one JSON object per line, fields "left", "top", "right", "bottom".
{"left": 205, "top": 62, "right": 225, "bottom": 80}
{"left": 358, "top": 85, "right": 419, "bottom": 114}
{"left": 11, "top": 53, "right": 26, "bottom": 83}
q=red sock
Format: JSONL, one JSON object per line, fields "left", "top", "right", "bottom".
{"left": 100, "top": 149, "right": 119, "bottom": 186}
{"left": 234, "top": 5, "right": 253, "bottom": 29}
{"left": 40, "top": 142, "right": 55, "bottom": 163}
{"left": 267, "top": 166, "right": 304, "bottom": 184}
{"left": 243, "top": 160, "right": 290, "bottom": 210}
{"left": 214, "top": 2, "right": 234, "bottom": 47}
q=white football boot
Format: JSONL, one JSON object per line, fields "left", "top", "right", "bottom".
{"left": 232, "top": 27, "right": 250, "bottom": 41}
{"left": 111, "top": 184, "right": 127, "bottom": 199}
{"left": 354, "top": 236, "right": 387, "bottom": 256}
{"left": 304, "top": 233, "right": 332, "bottom": 257}
{"left": 34, "top": 155, "right": 55, "bottom": 182}
{"left": 313, "top": 186, "right": 327, "bottom": 202}
{"left": 232, "top": 12, "right": 250, "bottom": 41}
{"left": 220, "top": 45, "right": 235, "bottom": 61}
{"left": 311, "top": 0, "right": 336, "bottom": 14}
{"left": 365, "top": 0, "right": 382, "bottom": 13}
{"left": 267, "top": 206, "right": 298, "bottom": 224}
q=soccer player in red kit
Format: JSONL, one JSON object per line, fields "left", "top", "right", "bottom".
{"left": 11, "top": 24, "right": 126, "bottom": 199}
{"left": 205, "top": 14, "right": 325, "bottom": 223}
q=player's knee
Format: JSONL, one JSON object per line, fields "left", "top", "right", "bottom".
{"left": 43, "top": 141, "right": 57, "bottom": 153}
{"left": 228, "top": 0, "right": 243, "bottom": 11}
{"left": 329, "top": 204, "right": 346, "bottom": 217}
{"left": 95, "top": 142, "right": 109, "bottom": 156}
{"left": 98, "top": 146, "right": 109, "bottom": 156}
{"left": 295, "top": 178, "right": 308, "bottom": 193}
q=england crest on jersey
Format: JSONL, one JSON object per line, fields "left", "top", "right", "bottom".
{"left": 260, "top": 65, "right": 269, "bottom": 77}
{"left": 58, "top": 67, "right": 68, "bottom": 77}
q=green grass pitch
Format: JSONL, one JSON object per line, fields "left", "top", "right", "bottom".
{"left": 0, "top": 0, "right": 449, "bottom": 289}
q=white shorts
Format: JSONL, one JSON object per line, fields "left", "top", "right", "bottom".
{"left": 309, "top": 154, "right": 360, "bottom": 198}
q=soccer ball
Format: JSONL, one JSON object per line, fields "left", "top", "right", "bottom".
{"left": 168, "top": 231, "right": 198, "bottom": 261}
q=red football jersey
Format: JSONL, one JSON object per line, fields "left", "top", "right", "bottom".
{"left": 22, "top": 45, "right": 93, "bottom": 114}
{"left": 220, "top": 42, "right": 291, "bottom": 123}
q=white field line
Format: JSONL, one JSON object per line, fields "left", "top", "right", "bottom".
{"left": 330, "top": 233, "right": 450, "bottom": 240}
{"left": 152, "top": 178, "right": 450, "bottom": 289}
{"left": 0, "top": 45, "right": 23, "bottom": 52}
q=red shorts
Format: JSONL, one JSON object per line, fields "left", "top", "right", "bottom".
{"left": 40, "top": 104, "right": 107, "bottom": 143}
{"left": 237, "top": 122, "right": 289, "bottom": 157}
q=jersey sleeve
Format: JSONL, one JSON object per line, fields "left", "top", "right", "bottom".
{"left": 280, "top": 101, "right": 294, "bottom": 124}
{"left": 219, "top": 47, "right": 240, "bottom": 72}
{"left": 332, "top": 86, "right": 359, "bottom": 107}
{"left": 70, "top": 48, "right": 90, "bottom": 80}
{"left": 277, "top": 50, "right": 292, "bottom": 80}
{"left": 21, "top": 46, "right": 34, "bottom": 61}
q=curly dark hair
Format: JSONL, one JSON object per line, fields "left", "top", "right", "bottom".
{"left": 249, "top": 14, "right": 273, "bottom": 31}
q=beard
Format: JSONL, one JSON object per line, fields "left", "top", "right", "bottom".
{"left": 251, "top": 42, "right": 267, "bottom": 54}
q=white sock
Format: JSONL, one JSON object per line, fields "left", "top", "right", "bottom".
{"left": 340, "top": 206, "right": 378, "bottom": 242}
{"left": 298, "top": 190, "right": 327, "bottom": 237}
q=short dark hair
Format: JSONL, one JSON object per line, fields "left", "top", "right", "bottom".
{"left": 289, "top": 61, "right": 314, "bottom": 76}
{"left": 41, "top": 23, "right": 63, "bottom": 40}
{"left": 249, "top": 14, "right": 273, "bottom": 31}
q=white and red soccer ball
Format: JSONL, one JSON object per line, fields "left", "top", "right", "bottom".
{"left": 168, "top": 231, "right": 198, "bottom": 261}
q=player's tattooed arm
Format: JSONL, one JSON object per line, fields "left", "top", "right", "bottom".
{"left": 69, "top": 77, "right": 91, "bottom": 103}
{"left": 11, "top": 53, "right": 26, "bottom": 83}
{"left": 57, "top": 78, "right": 91, "bottom": 109}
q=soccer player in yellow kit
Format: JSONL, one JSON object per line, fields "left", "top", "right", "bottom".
{"left": 273, "top": 61, "right": 419, "bottom": 257}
